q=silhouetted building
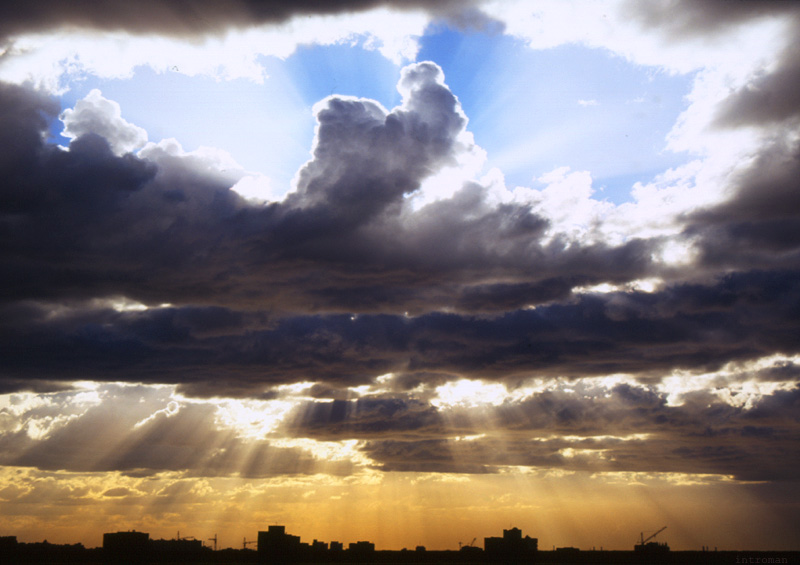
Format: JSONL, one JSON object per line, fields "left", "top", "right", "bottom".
{"left": 150, "top": 537, "right": 203, "bottom": 558}
{"left": 484, "top": 527, "right": 537, "bottom": 563}
{"left": 0, "top": 536, "right": 18, "bottom": 561}
{"left": 460, "top": 544, "right": 483, "bottom": 558}
{"left": 635, "top": 540, "right": 670, "bottom": 557}
{"left": 348, "top": 540, "right": 375, "bottom": 553}
{"left": 103, "top": 531, "right": 150, "bottom": 562}
{"left": 104, "top": 531, "right": 149, "bottom": 551}
{"left": 635, "top": 527, "right": 670, "bottom": 560}
{"left": 258, "top": 525, "right": 301, "bottom": 562}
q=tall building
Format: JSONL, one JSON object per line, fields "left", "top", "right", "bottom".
{"left": 484, "top": 527, "right": 538, "bottom": 563}
{"left": 103, "top": 531, "right": 150, "bottom": 560}
{"left": 257, "top": 525, "right": 301, "bottom": 563}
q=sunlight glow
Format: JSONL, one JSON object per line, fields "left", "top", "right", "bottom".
{"left": 204, "top": 381, "right": 320, "bottom": 439}
{"left": 452, "top": 434, "right": 487, "bottom": 442}
{"left": 345, "top": 374, "right": 397, "bottom": 397}
{"left": 212, "top": 398, "right": 297, "bottom": 440}
{"left": 269, "top": 438, "right": 373, "bottom": 467}
{"left": 431, "top": 379, "right": 512, "bottom": 408}
{"left": 658, "top": 354, "right": 800, "bottom": 407}
{"left": 0, "top": 9, "right": 428, "bottom": 92}
{"left": 594, "top": 471, "right": 738, "bottom": 486}
{"left": 654, "top": 237, "right": 698, "bottom": 267}
{"left": 573, "top": 278, "right": 664, "bottom": 295}
{"left": 0, "top": 387, "right": 103, "bottom": 439}
{"left": 555, "top": 433, "right": 652, "bottom": 443}
{"left": 559, "top": 447, "right": 608, "bottom": 460}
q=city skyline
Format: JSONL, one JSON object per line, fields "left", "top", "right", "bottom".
{"left": 1, "top": 0, "right": 799, "bottom": 553}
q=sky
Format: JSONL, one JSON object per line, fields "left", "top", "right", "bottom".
{"left": 0, "top": 0, "right": 799, "bottom": 553}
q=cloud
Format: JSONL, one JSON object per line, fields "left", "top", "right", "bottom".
{"left": 625, "top": 0, "right": 800, "bottom": 40}
{"left": 0, "top": 0, "right": 483, "bottom": 40}
{"left": 284, "top": 397, "right": 445, "bottom": 441}
{"left": 0, "top": 384, "right": 354, "bottom": 477}
{"left": 3, "top": 368, "right": 797, "bottom": 482}
{"left": 714, "top": 28, "right": 800, "bottom": 128}
{"left": 683, "top": 131, "right": 800, "bottom": 273}
{"left": 1, "top": 0, "right": 800, "bottom": 506}
{"left": 0, "top": 64, "right": 663, "bottom": 323}
{"left": 6, "top": 268, "right": 797, "bottom": 401}
{"left": 276, "top": 378, "right": 800, "bottom": 481}
{"left": 0, "top": 54, "right": 799, "bottom": 399}
{"left": 60, "top": 89, "right": 148, "bottom": 155}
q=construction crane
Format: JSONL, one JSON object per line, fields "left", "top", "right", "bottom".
{"left": 208, "top": 534, "right": 217, "bottom": 552}
{"left": 638, "top": 526, "right": 667, "bottom": 546}
{"left": 243, "top": 538, "right": 257, "bottom": 550}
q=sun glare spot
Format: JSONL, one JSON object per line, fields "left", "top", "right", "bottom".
{"left": 348, "top": 385, "right": 372, "bottom": 396}
{"left": 453, "top": 434, "right": 487, "bottom": 442}
{"left": 108, "top": 297, "right": 149, "bottom": 311}
{"left": 558, "top": 433, "right": 651, "bottom": 442}
{"left": 213, "top": 398, "right": 296, "bottom": 440}
{"left": 93, "top": 297, "right": 175, "bottom": 312}
{"left": 431, "top": 379, "right": 510, "bottom": 408}
{"left": 559, "top": 447, "right": 608, "bottom": 459}
{"left": 573, "top": 278, "right": 664, "bottom": 295}
{"left": 656, "top": 237, "right": 698, "bottom": 266}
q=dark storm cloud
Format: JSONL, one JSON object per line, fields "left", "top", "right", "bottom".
{"left": 626, "top": 0, "right": 800, "bottom": 38}
{"left": 642, "top": 5, "right": 800, "bottom": 279}
{"left": 0, "top": 0, "right": 486, "bottom": 40}
{"left": 714, "top": 29, "right": 800, "bottom": 128}
{"left": 685, "top": 135, "right": 800, "bottom": 271}
{"left": 283, "top": 397, "right": 445, "bottom": 441}
{"left": 0, "top": 0, "right": 800, "bottom": 492}
{"left": 2, "top": 269, "right": 799, "bottom": 396}
{"left": 0, "top": 70, "right": 662, "bottom": 326}
{"left": 339, "top": 384, "right": 800, "bottom": 481}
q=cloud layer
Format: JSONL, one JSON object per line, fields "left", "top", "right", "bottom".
{"left": 0, "top": 1, "right": 799, "bottom": 522}
{"left": 0, "top": 0, "right": 484, "bottom": 40}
